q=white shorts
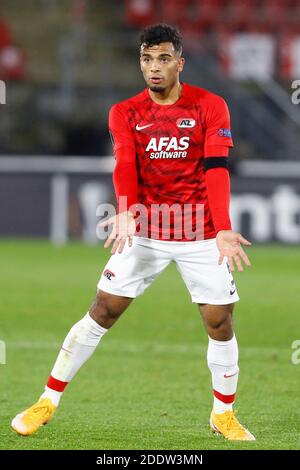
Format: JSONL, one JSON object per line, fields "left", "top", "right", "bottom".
{"left": 97, "top": 236, "right": 239, "bottom": 305}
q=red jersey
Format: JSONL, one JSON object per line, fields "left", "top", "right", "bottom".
{"left": 109, "top": 82, "right": 233, "bottom": 241}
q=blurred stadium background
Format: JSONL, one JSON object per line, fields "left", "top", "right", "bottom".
{"left": 1, "top": 0, "right": 300, "bottom": 451}
{"left": 0, "top": 0, "right": 300, "bottom": 244}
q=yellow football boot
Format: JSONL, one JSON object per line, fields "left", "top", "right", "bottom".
{"left": 210, "top": 410, "right": 255, "bottom": 441}
{"left": 11, "top": 398, "right": 57, "bottom": 436}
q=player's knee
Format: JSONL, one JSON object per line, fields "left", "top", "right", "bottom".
{"left": 210, "top": 320, "right": 233, "bottom": 341}
{"left": 209, "top": 314, "right": 232, "bottom": 331}
{"left": 203, "top": 305, "right": 234, "bottom": 340}
{"left": 89, "top": 292, "right": 122, "bottom": 328}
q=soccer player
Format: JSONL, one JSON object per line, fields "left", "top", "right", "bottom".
{"left": 12, "top": 24, "right": 255, "bottom": 441}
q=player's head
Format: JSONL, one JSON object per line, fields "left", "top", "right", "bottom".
{"left": 139, "top": 23, "right": 185, "bottom": 93}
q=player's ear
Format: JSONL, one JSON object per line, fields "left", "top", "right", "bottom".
{"left": 177, "top": 57, "right": 185, "bottom": 73}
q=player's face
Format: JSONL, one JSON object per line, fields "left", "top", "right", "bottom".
{"left": 140, "top": 42, "right": 185, "bottom": 92}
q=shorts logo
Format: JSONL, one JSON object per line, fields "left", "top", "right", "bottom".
{"left": 103, "top": 269, "right": 115, "bottom": 281}
{"left": 176, "top": 118, "right": 196, "bottom": 128}
{"left": 218, "top": 128, "right": 232, "bottom": 138}
{"left": 230, "top": 279, "right": 236, "bottom": 295}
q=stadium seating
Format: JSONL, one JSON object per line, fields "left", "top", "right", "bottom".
{"left": 122, "top": 0, "right": 300, "bottom": 80}
{"left": 0, "top": 17, "right": 25, "bottom": 80}
{"left": 125, "top": 0, "right": 157, "bottom": 27}
{"left": 124, "top": 0, "right": 300, "bottom": 34}
{"left": 0, "top": 18, "right": 12, "bottom": 48}
{"left": 256, "top": 0, "right": 292, "bottom": 32}
{"left": 224, "top": 0, "right": 258, "bottom": 31}
{"left": 278, "top": 29, "right": 300, "bottom": 79}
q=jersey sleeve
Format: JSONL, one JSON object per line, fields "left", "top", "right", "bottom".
{"left": 205, "top": 168, "right": 232, "bottom": 232}
{"left": 109, "top": 104, "right": 136, "bottom": 162}
{"left": 109, "top": 104, "right": 138, "bottom": 211}
{"left": 204, "top": 95, "right": 234, "bottom": 156}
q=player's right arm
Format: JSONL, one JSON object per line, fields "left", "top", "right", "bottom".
{"left": 99, "top": 104, "right": 138, "bottom": 254}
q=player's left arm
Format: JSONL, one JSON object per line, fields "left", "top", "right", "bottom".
{"left": 204, "top": 95, "right": 251, "bottom": 272}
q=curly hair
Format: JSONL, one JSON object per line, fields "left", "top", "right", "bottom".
{"left": 140, "top": 23, "right": 183, "bottom": 56}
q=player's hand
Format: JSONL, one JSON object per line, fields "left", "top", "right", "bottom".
{"left": 99, "top": 211, "right": 136, "bottom": 254}
{"left": 216, "top": 230, "right": 251, "bottom": 272}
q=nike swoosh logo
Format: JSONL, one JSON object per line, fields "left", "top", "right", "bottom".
{"left": 224, "top": 372, "right": 239, "bottom": 378}
{"left": 230, "top": 289, "right": 236, "bottom": 295}
{"left": 136, "top": 123, "right": 153, "bottom": 131}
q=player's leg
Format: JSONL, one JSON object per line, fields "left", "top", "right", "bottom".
{"left": 198, "top": 303, "right": 238, "bottom": 414}
{"left": 199, "top": 302, "right": 254, "bottom": 440}
{"left": 12, "top": 236, "right": 171, "bottom": 436}
{"left": 11, "top": 291, "right": 131, "bottom": 436}
{"left": 42, "top": 290, "right": 132, "bottom": 405}
{"left": 89, "top": 289, "right": 132, "bottom": 328}
{"left": 175, "top": 238, "right": 255, "bottom": 440}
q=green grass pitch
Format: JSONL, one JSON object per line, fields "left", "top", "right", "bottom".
{"left": 0, "top": 240, "right": 299, "bottom": 450}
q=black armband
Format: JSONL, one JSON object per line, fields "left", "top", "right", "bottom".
{"left": 204, "top": 157, "right": 228, "bottom": 173}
